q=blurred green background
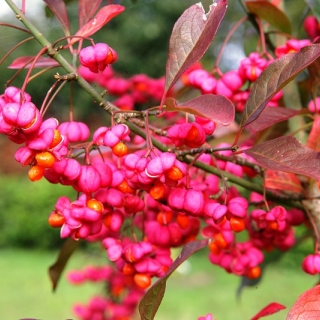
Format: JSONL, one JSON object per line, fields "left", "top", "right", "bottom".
{"left": 0, "top": 0, "right": 315, "bottom": 319}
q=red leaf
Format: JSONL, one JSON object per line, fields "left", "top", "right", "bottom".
{"left": 306, "top": 115, "right": 320, "bottom": 151}
{"left": 70, "top": 5, "right": 125, "bottom": 45}
{"left": 287, "top": 285, "right": 320, "bottom": 319}
{"left": 249, "top": 107, "right": 301, "bottom": 132}
{"left": 251, "top": 302, "right": 286, "bottom": 320}
{"left": 264, "top": 169, "right": 303, "bottom": 194}
{"left": 240, "top": 44, "right": 320, "bottom": 128}
{"left": 244, "top": 136, "right": 320, "bottom": 181}
{"left": 161, "top": 0, "right": 227, "bottom": 104}
{"left": 245, "top": 0, "right": 292, "bottom": 34}
{"left": 139, "top": 240, "right": 208, "bottom": 320}
{"left": 8, "top": 56, "right": 60, "bottom": 69}
{"left": 48, "top": 238, "right": 80, "bottom": 291}
{"left": 78, "top": 0, "right": 102, "bottom": 28}
{"left": 43, "top": 0, "right": 70, "bottom": 36}
{"left": 165, "top": 94, "right": 235, "bottom": 125}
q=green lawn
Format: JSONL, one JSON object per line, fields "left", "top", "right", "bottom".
{"left": 0, "top": 248, "right": 316, "bottom": 320}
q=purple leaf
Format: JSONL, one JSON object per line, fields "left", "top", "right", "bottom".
{"left": 43, "top": 0, "right": 70, "bottom": 36}
{"left": 241, "top": 44, "right": 320, "bottom": 128}
{"left": 70, "top": 5, "right": 125, "bottom": 45}
{"left": 8, "top": 56, "right": 60, "bottom": 69}
{"left": 165, "top": 94, "right": 235, "bottom": 125}
{"left": 139, "top": 239, "right": 208, "bottom": 320}
{"left": 244, "top": 136, "right": 320, "bottom": 180}
{"left": 245, "top": 0, "right": 292, "bottom": 34}
{"left": 249, "top": 107, "right": 301, "bottom": 132}
{"left": 161, "top": 0, "right": 227, "bottom": 105}
{"left": 78, "top": 0, "right": 102, "bottom": 28}
{"left": 48, "top": 238, "right": 80, "bottom": 291}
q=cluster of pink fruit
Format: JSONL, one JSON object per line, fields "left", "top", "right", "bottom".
{"left": 1, "top": 10, "right": 319, "bottom": 319}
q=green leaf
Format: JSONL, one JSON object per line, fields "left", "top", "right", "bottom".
{"left": 245, "top": 0, "right": 292, "bottom": 34}
{"left": 139, "top": 239, "right": 208, "bottom": 320}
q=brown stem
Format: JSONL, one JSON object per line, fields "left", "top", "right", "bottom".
{"left": 0, "top": 22, "right": 31, "bottom": 34}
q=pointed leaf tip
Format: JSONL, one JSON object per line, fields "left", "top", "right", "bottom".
{"left": 48, "top": 238, "right": 80, "bottom": 291}
{"left": 251, "top": 302, "right": 286, "bottom": 320}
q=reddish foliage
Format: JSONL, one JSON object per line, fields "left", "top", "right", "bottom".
{"left": 244, "top": 136, "right": 320, "bottom": 181}
{"left": 287, "top": 285, "right": 320, "bottom": 319}
{"left": 250, "top": 302, "right": 286, "bottom": 320}
{"left": 70, "top": 5, "right": 125, "bottom": 45}
{"left": 165, "top": 94, "right": 235, "bottom": 125}
{"left": 162, "top": 0, "right": 227, "bottom": 103}
{"left": 264, "top": 169, "right": 303, "bottom": 194}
